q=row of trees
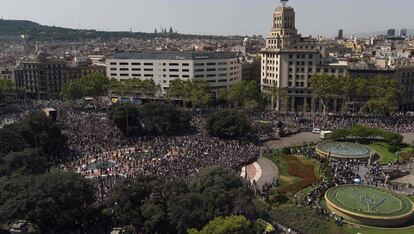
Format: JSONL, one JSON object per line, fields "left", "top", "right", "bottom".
{"left": 109, "top": 78, "right": 161, "bottom": 97}
{"left": 109, "top": 102, "right": 191, "bottom": 136}
{"left": 61, "top": 74, "right": 264, "bottom": 111}
{"left": 61, "top": 73, "right": 110, "bottom": 101}
{"left": 110, "top": 102, "right": 257, "bottom": 141}
{"left": 311, "top": 74, "right": 404, "bottom": 115}
{"left": 59, "top": 73, "right": 405, "bottom": 114}
{"left": 331, "top": 125, "right": 404, "bottom": 151}
{"left": 166, "top": 79, "right": 212, "bottom": 108}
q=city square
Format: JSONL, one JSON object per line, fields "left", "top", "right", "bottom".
{"left": 1, "top": 0, "right": 414, "bottom": 233}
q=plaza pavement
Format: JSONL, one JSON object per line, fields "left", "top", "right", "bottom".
{"left": 246, "top": 132, "right": 414, "bottom": 193}
{"left": 264, "top": 132, "right": 322, "bottom": 149}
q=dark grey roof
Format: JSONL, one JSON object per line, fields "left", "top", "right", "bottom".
{"left": 110, "top": 52, "right": 237, "bottom": 60}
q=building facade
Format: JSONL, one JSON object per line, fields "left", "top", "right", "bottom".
{"left": 260, "top": 1, "right": 347, "bottom": 112}
{"left": 348, "top": 67, "right": 414, "bottom": 111}
{"left": 0, "top": 67, "right": 15, "bottom": 84}
{"left": 106, "top": 52, "right": 241, "bottom": 96}
{"left": 15, "top": 56, "right": 105, "bottom": 99}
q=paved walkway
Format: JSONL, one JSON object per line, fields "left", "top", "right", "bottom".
{"left": 402, "top": 133, "right": 414, "bottom": 146}
{"left": 264, "top": 132, "right": 322, "bottom": 149}
{"left": 256, "top": 157, "right": 279, "bottom": 188}
{"left": 242, "top": 157, "right": 279, "bottom": 190}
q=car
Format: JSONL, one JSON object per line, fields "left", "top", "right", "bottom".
{"left": 312, "top": 128, "right": 321, "bottom": 134}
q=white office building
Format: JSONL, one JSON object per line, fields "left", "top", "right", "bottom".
{"left": 106, "top": 52, "right": 242, "bottom": 96}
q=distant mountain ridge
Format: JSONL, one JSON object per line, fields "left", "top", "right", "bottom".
{"left": 0, "top": 19, "right": 236, "bottom": 41}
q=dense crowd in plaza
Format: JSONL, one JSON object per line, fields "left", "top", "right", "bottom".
{"left": 3, "top": 100, "right": 414, "bottom": 203}
{"left": 256, "top": 112, "right": 414, "bottom": 140}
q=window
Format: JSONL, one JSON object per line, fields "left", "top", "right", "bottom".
{"left": 182, "top": 63, "right": 190, "bottom": 66}
{"left": 170, "top": 75, "right": 179, "bottom": 78}
{"left": 144, "top": 68, "right": 153, "bottom": 71}
{"left": 110, "top": 68, "right": 117, "bottom": 71}
{"left": 169, "top": 63, "right": 179, "bottom": 66}
{"left": 120, "top": 68, "right": 129, "bottom": 71}
{"left": 169, "top": 69, "right": 179, "bottom": 72}
{"left": 182, "top": 69, "right": 190, "bottom": 72}
{"left": 110, "top": 62, "right": 116, "bottom": 65}
{"left": 207, "top": 74, "right": 216, "bottom": 77}
{"left": 132, "top": 68, "right": 141, "bottom": 71}
{"left": 120, "top": 74, "right": 129, "bottom": 77}
{"left": 119, "top": 62, "right": 128, "bottom": 66}
{"left": 206, "top": 63, "right": 216, "bottom": 66}
{"left": 195, "top": 63, "right": 204, "bottom": 66}
{"left": 144, "top": 63, "right": 153, "bottom": 66}
{"left": 131, "top": 63, "right": 141, "bottom": 66}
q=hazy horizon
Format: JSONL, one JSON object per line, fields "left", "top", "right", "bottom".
{"left": 0, "top": 0, "right": 413, "bottom": 37}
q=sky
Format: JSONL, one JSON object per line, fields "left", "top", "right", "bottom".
{"left": 0, "top": 0, "right": 413, "bottom": 37}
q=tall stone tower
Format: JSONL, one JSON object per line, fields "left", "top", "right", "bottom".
{"left": 266, "top": 1, "right": 297, "bottom": 50}
{"left": 261, "top": 0, "right": 325, "bottom": 112}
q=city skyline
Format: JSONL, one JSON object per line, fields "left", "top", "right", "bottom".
{"left": 0, "top": 0, "right": 413, "bottom": 37}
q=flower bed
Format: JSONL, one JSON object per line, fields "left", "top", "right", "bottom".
{"left": 279, "top": 155, "right": 318, "bottom": 194}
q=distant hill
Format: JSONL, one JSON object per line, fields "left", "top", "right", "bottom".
{"left": 345, "top": 29, "right": 414, "bottom": 38}
{"left": 0, "top": 19, "right": 237, "bottom": 41}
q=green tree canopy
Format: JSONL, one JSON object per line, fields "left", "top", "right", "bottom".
{"left": 220, "top": 81, "right": 262, "bottom": 109}
{"left": 206, "top": 109, "right": 254, "bottom": 140}
{"left": 105, "top": 167, "right": 256, "bottom": 234}
{"left": 0, "top": 172, "right": 96, "bottom": 233}
{"left": 61, "top": 72, "right": 109, "bottom": 101}
{"left": 109, "top": 78, "right": 161, "bottom": 97}
{"left": 0, "top": 78, "right": 14, "bottom": 94}
{"left": 0, "top": 128, "right": 27, "bottom": 155}
{"left": 188, "top": 215, "right": 254, "bottom": 234}
{"left": 109, "top": 104, "right": 142, "bottom": 135}
{"left": 189, "top": 167, "right": 256, "bottom": 221}
{"left": 0, "top": 149, "right": 48, "bottom": 176}
{"left": 109, "top": 102, "right": 191, "bottom": 136}
{"left": 2, "top": 112, "right": 66, "bottom": 161}
{"left": 331, "top": 125, "right": 403, "bottom": 146}
{"left": 311, "top": 74, "right": 404, "bottom": 115}
{"left": 166, "top": 79, "right": 212, "bottom": 108}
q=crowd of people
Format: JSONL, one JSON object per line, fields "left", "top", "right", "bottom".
{"left": 3, "top": 100, "right": 414, "bottom": 203}
{"left": 50, "top": 106, "right": 257, "bottom": 201}
{"left": 254, "top": 112, "right": 414, "bottom": 141}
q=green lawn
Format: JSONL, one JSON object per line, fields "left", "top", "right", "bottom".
{"left": 266, "top": 154, "right": 302, "bottom": 189}
{"left": 368, "top": 143, "right": 396, "bottom": 164}
{"left": 347, "top": 197, "right": 414, "bottom": 234}
{"left": 326, "top": 185, "right": 413, "bottom": 216}
{"left": 347, "top": 225, "right": 414, "bottom": 234}
{"left": 367, "top": 142, "right": 414, "bottom": 164}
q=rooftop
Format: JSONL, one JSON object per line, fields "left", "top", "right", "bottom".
{"left": 110, "top": 52, "right": 237, "bottom": 61}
